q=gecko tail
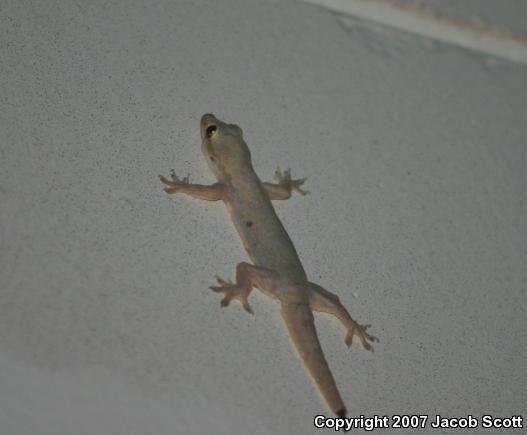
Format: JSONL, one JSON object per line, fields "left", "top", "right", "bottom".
{"left": 281, "top": 302, "right": 346, "bottom": 416}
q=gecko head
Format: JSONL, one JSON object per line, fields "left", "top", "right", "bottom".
{"left": 200, "top": 113, "right": 251, "bottom": 180}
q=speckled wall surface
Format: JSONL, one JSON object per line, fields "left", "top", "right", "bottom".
{"left": 1, "top": 1, "right": 526, "bottom": 434}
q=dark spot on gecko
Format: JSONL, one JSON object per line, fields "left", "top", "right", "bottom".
{"left": 245, "top": 221, "right": 253, "bottom": 227}
{"left": 210, "top": 156, "right": 215, "bottom": 162}
{"left": 336, "top": 408, "right": 347, "bottom": 418}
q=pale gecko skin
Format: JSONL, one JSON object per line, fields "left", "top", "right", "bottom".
{"left": 159, "top": 114, "right": 377, "bottom": 416}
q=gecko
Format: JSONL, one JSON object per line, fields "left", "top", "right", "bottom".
{"left": 159, "top": 114, "right": 377, "bottom": 416}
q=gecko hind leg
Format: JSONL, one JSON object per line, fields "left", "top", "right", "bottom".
{"left": 308, "top": 282, "right": 378, "bottom": 351}
{"left": 210, "top": 262, "right": 272, "bottom": 314}
{"left": 210, "top": 262, "right": 282, "bottom": 315}
{"left": 210, "top": 275, "right": 254, "bottom": 315}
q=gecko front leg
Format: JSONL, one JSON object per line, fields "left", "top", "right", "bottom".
{"left": 262, "top": 167, "right": 309, "bottom": 200}
{"left": 159, "top": 169, "right": 227, "bottom": 201}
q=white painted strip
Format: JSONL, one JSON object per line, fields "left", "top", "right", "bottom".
{"left": 302, "top": 0, "right": 527, "bottom": 64}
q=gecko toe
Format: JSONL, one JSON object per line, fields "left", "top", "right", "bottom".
{"left": 214, "top": 275, "right": 232, "bottom": 286}
{"left": 242, "top": 299, "right": 254, "bottom": 315}
{"left": 220, "top": 296, "right": 232, "bottom": 307}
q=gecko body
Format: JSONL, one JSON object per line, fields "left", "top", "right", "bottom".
{"left": 160, "top": 114, "right": 377, "bottom": 416}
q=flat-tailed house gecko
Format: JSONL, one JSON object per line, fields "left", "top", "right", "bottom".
{"left": 159, "top": 114, "right": 377, "bottom": 416}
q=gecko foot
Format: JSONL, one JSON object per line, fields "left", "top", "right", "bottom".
{"left": 274, "top": 167, "right": 309, "bottom": 195}
{"left": 345, "top": 321, "right": 379, "bottom": 352}
{"left": 210, "top": 275, "right": 254, "bottom": 315}
{"left": 159, "top": 170, "right": 190, "bottom": 193}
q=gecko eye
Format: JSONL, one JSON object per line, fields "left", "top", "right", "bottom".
{"left": 205, "top": 125, "right": 217, "bottom": 138}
